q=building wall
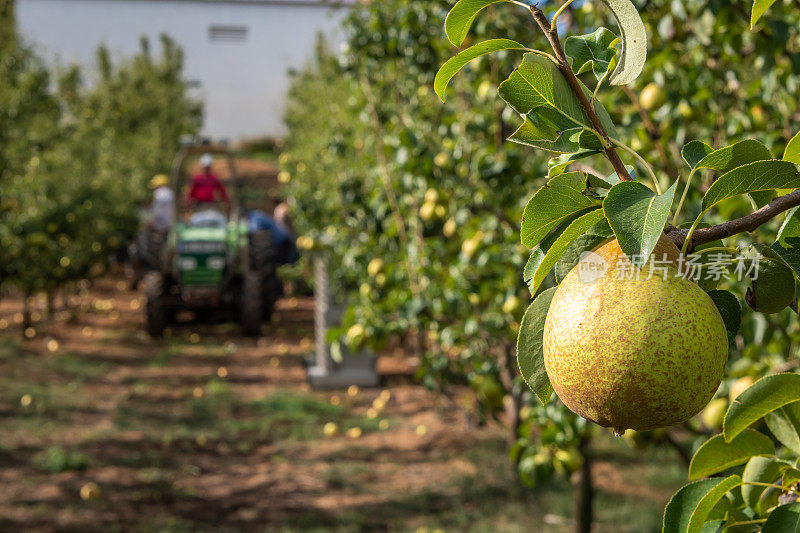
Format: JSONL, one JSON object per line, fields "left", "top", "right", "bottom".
{"left": 16, "top": 0, "right": 350, "bottom": 140}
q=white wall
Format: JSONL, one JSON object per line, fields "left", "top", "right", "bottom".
{"left": 16, "top": 0, "right": 350, "bottom": 140}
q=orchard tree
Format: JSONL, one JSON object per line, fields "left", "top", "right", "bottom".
{"left": 437, "top": 0, "right": 800, "bottom": 531}
{"left": 1, "top": 2, "right": 201, "bottom": 325}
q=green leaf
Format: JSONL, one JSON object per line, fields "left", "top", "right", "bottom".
{"left": 600, "top": 0, "right": 647, "bottom": 85}
{"left": 776, "top": 207, "right": 800, "bottom": 246}
{"left": 524, "top": 208, "right": 606, "bottom": 295}
{"left": 751, "top": 189, "right": 776, "bottom": 208}
{"left": 499, "top": 53, "right": 618, "bottom": 137}
{"left": 584, "top": 174, "right": 617, "bottom": 198}
{"left": 564, "top": 27, "right": 619, "bottom": 82}
{"left": 663, "top": 476, "right": 743, "bottom": 533}
{"left": 507, "top": 113, "right": 578, "bottom": 154}
{"left": 762, "top": 502, "right": 800, "bottom": 533}
{"left": 784, "top": 131, "right": 800, "bottom": 166}
{"left": 554, "top": 218, "right": 613, "bottom": 282}
{"left": 765, "top": 401, "right": 800, "bottom": 455}
{"left": 498, "top": 54, "right": 567, "bottom": 116}
{"left": 772, "top": 238, "right": 800, "bottom": 279}
{"left": 695, "top": 139, "right": 774, "bottom": 175}
{"left": 603, "top": 180, "right": 677, "bottom": 267}
{"left": 547, "top": 150, "right": 601, "bottom": 179}
{"left": 520, "top": 172, "right": 601, "bottom": 248}
{"left": 444, "top": 0, "right": 508, "bottom": 47}
{"left": 689, "top": 429, "right": 775, "bottom": 480}
{"left": 702, "top": 160, "right": 800, "bottom": 211}
{"left": 751, "top": 0, "right": 780, "bottom": 28}
{"left": 434, "top": 39, "right": 526, "bottom": 101}
{"left": 517, "top": 287, "right": 557, "bottom": 404}
{"left": 706, "top": 290, "right": 741, "bottom": 341}
{"left": 682, "top": 140, "right": 715, "bottom": 170}
{"left": 742, "top": 456, "right": 786, "bottom": 510}
{"left": 724, "top": 373, "right": 800, "bottom": 442}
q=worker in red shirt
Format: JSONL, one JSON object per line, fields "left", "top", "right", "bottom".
{"left": 187, "top": 154, "right": 230, "bottom": 206}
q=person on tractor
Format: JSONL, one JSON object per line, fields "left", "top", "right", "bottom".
{"left": 187, "top": 154, "right": 229, "bottom": 228}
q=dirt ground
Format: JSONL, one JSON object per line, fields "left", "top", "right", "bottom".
{"left": 0, "top": 272, "right": 685, "bottom": 532}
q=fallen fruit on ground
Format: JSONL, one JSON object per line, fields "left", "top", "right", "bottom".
{"left": 80, "top": 482, "right": 101, "bottom": 501}
{"left": 543, "top": 238, "right": 728, "bottom": 432}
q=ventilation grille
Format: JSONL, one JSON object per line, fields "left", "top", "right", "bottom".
{"left": 209, "top": 25, "right": 248, "bottom": 43}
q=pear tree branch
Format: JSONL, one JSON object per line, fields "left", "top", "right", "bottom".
{"left": 529, "top": 5, "right": 633, "bottom": 182}
{"left": 665, "top": 189, "right": 800, "bottom": 252}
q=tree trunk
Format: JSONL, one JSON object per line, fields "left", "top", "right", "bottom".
{"left": 573, "top": 436, "right": 593, "bottom": 533}
{"left": 47, "top": 291, "right": 55, "bottom": 318}
{"left": 499, "top": 346, "right": 523, "bottom": 449}
{"left": 22, "top": 295, "right": 31, "bottom": 331}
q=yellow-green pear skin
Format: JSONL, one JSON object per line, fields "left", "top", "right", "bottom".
{"left": 543, "top": 239, "right": 729, "bottom": 432}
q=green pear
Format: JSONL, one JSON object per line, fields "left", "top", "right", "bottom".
{"left": 543, "top": 238, "right": 728, "bottom": 433}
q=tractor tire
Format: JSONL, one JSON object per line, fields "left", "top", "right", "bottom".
{"left": 249, "top": 229, "right": 277, "bottom": 275}
{"left": 143, "top": 271, "right": 168, "bottom": 338}
{"left": 141, "top": 229, "right": 168, "bottom": 271}
{"left": 262, "top": 273, "right": 282, "bottom": 322}
{"left": 240, "top": 272, "right": 263, "bottom": 337}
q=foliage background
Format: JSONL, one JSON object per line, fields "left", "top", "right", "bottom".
{"left": 0, "top": 3, "right": 201, "bottom": 316}
{"left": 283, "top": 0, "right": 800, "bottom": 490}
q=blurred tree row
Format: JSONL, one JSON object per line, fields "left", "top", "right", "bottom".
{"left": 0, "top": 2, "right": 201, "bottom": 324}
{"left": 283, "top": 0, "right": 800, "bottom": 518}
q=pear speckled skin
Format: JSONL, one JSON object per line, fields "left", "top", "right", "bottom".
{"left": 543, "top": 238, "right": 728, "bottom": 432}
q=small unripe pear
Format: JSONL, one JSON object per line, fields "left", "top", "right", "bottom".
{"left": 640, "top": 83, "right": 667, "bottom": 110}
{"left": 543, "top": 238, "right": 728, "bottom": 432}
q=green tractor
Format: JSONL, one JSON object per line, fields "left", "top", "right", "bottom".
{"left": 143, "top": 144, "right": 280, "bottom": 337}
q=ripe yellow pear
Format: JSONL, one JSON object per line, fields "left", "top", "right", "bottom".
{"left": 700, "top": 398, "right": 728, "bottom": 430}
{"left": 543, "top": 238, "right": 728, "bottom": 432}
{"left": 640, "top": 82, "right": 667, "bottom": 110}
{"left": 729, "top": 376, "right": 754, "bottom": 401}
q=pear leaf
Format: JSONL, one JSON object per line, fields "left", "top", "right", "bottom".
{"left": 520, "top": 172, "right": 600, "bottom": 249}
{"left": 524, "top": 208, "right": 606, "bottom": 295}
{"left": 689, "top": 429, "right": 775, "bottom": 480}
{"left": 702, "top": 160, "right": 800, "bottom": 211}
{"left": 682, "top": 140, "right": 715, "bottom": 170}
{"left": 784, "top": 130, "right": 800, "bottom": 165}
{"left": 751, "top": 0, "right": 779, "bottom": 28}
{"left": 663, "top": 476, "right": 743, "bottom": 533}
{"left": 600, "top": 0, "right": 647, "bottom": 85}
{"left": 724, "top": 373, "right": 800, "bottom": 442}
{"left": 564, "top": 27, "right": 620, "bottom": 82}
{"left": 517, "top": 287, "right": 557, "bottom": 404}
{"left": 765, "top": 401, "right": 800, "bottom": 455}
{"left": 762, "top": 503, "right": 800, "bottom": 533}
{"left": 435, "top": 39, "right": 526, "bottom": 101}
{"left": 603, "top": 180, "right": 677, "bottom": 266}
{"left": 444, "top": 0, "right": 508, "bottom": 46}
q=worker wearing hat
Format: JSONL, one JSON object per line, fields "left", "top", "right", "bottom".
{"left": 148, "top": 174, "right": 175, "bottom": 231}
{"left": 187, "top": 154, "right": 229, "bottom": 206}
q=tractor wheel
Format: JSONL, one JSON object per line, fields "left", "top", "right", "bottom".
{"left": 249, "top": 229, "right": 277, "bottom": 274}
{"left": 143, "top": 271, "right": 168, "bottom": 338}
{"left": 262, "top": 273, "right": 282, "bottom": 322}
{"left": 142, "top": 229, "right": 168, "bottom": 270}
{"left": 240, "top": 272, "right": 263, "bottom": 336}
